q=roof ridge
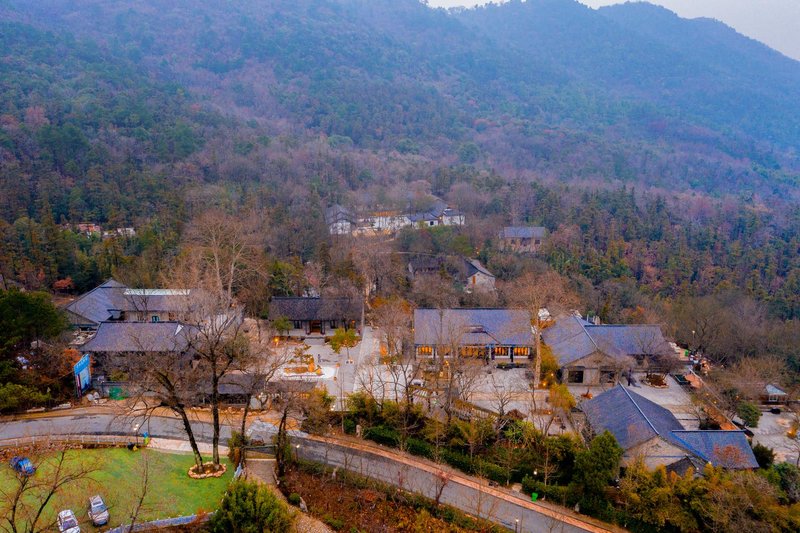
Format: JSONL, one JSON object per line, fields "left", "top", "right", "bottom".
{"left": 575, "top": 315, "right": 602, "bottom": 353}
{"left": 64, "top": 279, "right": 126, "bottom": 311}
{"left": 619, "top": 385, "right": 661, "bottom": 437}
{"left": 671, "top": 429, "right": 747, "bottom": 433}
{"left": 667, "top": 431, "right": 711, "bottom": 463}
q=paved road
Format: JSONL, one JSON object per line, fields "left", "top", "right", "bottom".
{"left": 0, "top": 411, "right": 231, "bottom": 444}
{"left": 293, "top": 438, "right": 615, "bottom": 533}
{"left": 1, "top": 412, "right": 619, "bottom": 533}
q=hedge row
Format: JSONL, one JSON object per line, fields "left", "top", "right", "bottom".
{"left": 362, "top": 425, "right": 508, "bottom": 484}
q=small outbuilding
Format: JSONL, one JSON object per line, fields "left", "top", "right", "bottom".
{"left": 761, "top": 384, "right": 789, "bottom": 405}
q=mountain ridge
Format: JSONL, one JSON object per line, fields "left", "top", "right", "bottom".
{"left": 1, "top": 0, "right": 799, "bottom": 201}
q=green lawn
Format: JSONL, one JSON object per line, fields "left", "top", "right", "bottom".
{"left": 0, "top": 448, "right": 233, "bottom": 530}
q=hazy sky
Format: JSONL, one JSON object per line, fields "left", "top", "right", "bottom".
{"left": 427, "top": 1, "right": 800, "bottom": 61}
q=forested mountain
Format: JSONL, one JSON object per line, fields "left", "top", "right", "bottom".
{"left": 2, "top": 0, "right": 800, "bottom": 325}
{"left": 3, "top": 0, "right": 800, "bottom": 197}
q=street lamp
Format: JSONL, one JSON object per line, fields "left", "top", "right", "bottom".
{"left": 295, "top": 444, "right": 300, "bottom": 462}
{"left": 133, "top": 423, "right": 140, "bottom": 446}
{"left": 515, "top": 518, "right": 520, "bottom": 533}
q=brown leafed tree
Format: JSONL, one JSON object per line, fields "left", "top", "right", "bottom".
{"left": 165, "top": 210, "right": 267, "bottom": 467}
{"left": 503, "top": 270, "right": 579, "bottom": 388}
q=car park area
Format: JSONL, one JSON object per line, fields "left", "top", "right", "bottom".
{"left": 1, "top": 448, "right": 232, "bottom": 531}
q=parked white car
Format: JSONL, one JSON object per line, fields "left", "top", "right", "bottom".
{"left": 57, "top": 509, "right": 80, "bottom": 533}
{"left": 87, "top": 495, "right": 109, "bottom": 526}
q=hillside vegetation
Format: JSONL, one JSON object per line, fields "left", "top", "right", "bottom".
{"left": 1, "top": 0, "right": 799, "bottom": 325}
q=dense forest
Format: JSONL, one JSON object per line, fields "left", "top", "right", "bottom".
{"left": 1, "top": 0, "right": 800, "bottom": 339}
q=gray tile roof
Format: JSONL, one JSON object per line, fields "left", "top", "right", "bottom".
{"left": 465, "top": 259, "right": 494, "bottom": 279}
{"left": 582, "top": 385, "right": 684, "bottom": 450}
{"left": 413, "top": 308, "right": 533, "bottom": 346}
{"left": 765, "top": 384, "right": 787, "bottom": 396}
{"left": 64, "top": 280, "right": 196, "bottom": 325}
{"left": 542, "top": 316, "right": 600, "bottom": 364}
{"left": 500, "top": 226, "right": 547, "bottom": 240}
{"left": 542, "top": 316, "right": 670, "bottom": 366}
{"left": 582, "top": 385, "right": 759, "bottom": 469}
{"left": 81, "top": 322, "right": 195, "bottom": 353}
{"left": 63, "top": 279, "right": 128, "bottom": 325}
{"left": 408, "top": 256, "right": 494, "bottom": 282}
{"left": 408, "top": 199, "right": 462, "bottom": 222}
{"left": 268, "top": 297, "right": 361, "bottom": 322}
{"left": 670, "top": 431, "right": 759, "bottom": 469}
{"left": 325, "top": 205, "right": 354, "bottom": 225}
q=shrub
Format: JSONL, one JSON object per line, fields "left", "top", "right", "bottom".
{"left": 227, "top": 431, "right": 249, "bottom": 465}
{"left": 752, "top": 442, "right": 776, "bottom": 469}
{"left": 0, "top": 383, "right": 49, "bottom": 413}
{"left": 363, "top": 425, "right": 400, "bottom": 447}
{"left": 521, "top": 476, "right": 573, "bottom": 505}
{"left": 287, "top": 493, "right": 302, "bottom": 506}
{"left": 209, "top": 480, "right": 293, "bottom": 533}
{"left": 323, "top": 515, "right": 345, "bottom": 530}
{"left": 406, "top": 437, "right": 434, "bottom": 459}
{"left": 737, "top": 401, "right": 761, "bottom": 428}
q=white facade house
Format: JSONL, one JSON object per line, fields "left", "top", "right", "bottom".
{"left": 325, "top": 197, "right": 464, "bottom": 236}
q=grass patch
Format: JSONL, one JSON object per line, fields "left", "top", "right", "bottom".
{"left": 0, "top": 448, "right": 232, "bottom": 530}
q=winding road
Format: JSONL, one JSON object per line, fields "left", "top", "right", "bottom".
{"left": 0, "top": 411, "right": 621, "bottom": 533}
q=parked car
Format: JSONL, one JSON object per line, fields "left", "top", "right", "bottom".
{"left": 9, "top": 456, "right": 35, "bottom": 476}
{"left": 87, "top": 495, "right": 109, "bottom": 526}
{"left": 57, "top": 510, "right": 80, "bottom": 533}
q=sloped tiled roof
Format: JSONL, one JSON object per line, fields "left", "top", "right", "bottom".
{"left": 325, "top": 205, "right": 354, "bottom": 224}
{"left": 765, "top": 384, "right": 787, "bottom": 396}
{"left": 541, "top": 316, "right": 603, "bottom": 364}
{"left": 63, "top": 279, "right": 129, "bottom": 325}
{"left": 269, "top": 297, "right": 361, "bottom": 321}
{"left": 64, "top": 280, "right": 196, "bottom": 325}
{"left": 500, "top": 226, "right": 547, "bottom": 239}
{"left": 582, "top": 385, "right": 684, "bottom": 450}
{"left": 81, "top": 322, "right": 195, "bottom": 353}
{"left": 583, "top": 386, "right": 759, "bottom": 470}
{"left": 542, "top": 316, "right": 670, "bottom": 366}
{"left": 465, "top": 259, "right": 494, "bottom": 279}
{"left": 414, "top": 308, "right": 533, "bottom": 346}
{"left": 670, "top": 431, "right": 759, "bottom": 469}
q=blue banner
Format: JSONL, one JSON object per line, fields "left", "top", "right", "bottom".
{"left": 74, "top": 354, "right": 91, "bottom": 396}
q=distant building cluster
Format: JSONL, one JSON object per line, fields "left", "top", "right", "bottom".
{"left": 325, "top": 198, "right": 464, "bottom": 236}
{"left": 71, "top": 223, "right": 136, "bottom": 240}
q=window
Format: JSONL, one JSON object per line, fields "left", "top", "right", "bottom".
{"left": 513, "top": 346, "right": 529, "bottom": 356}
{"left": 151, "top": 315, "right": 160, "bottom": 323}
{"left": 600, "top": 369, "right": 617, "bottom": 384}
{"left": 418, "top": 345, "right": 433, "bottom": 356}
{"left": 493, "top": 346, "right": 509, "bottom": 357}
{"left": 330, "top": 321, "right": 337, "bottom": 329}
{"left": 293, "top": 321, "right": 302, "bottom": 330}
{"left": 567, "top": 369, "right": 585, "bottom": 384}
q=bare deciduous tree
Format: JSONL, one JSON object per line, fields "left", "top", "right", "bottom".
{"left": 111, "top": 329, "right": 207, "bottom": 471}
{"left": 504, "top": 270, "right": 578, "bottom": 389}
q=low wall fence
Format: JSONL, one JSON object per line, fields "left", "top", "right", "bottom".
{"left": 104, "top": 513, "right": 213, "bottom": 533}
{"left": 0, "top": 433, "right": 142, "bottom": 449}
